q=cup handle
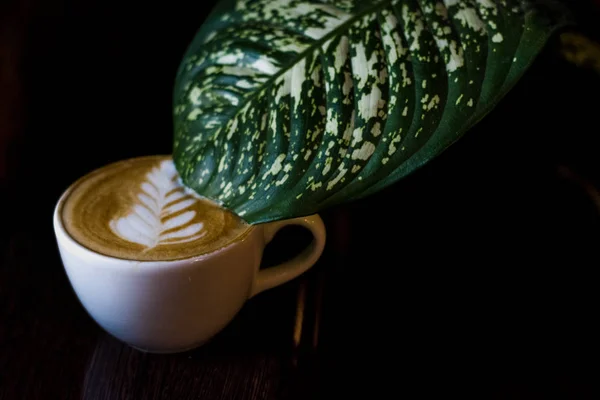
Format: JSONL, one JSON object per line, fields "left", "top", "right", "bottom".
{"left": 250, "top": 214, "right": 326, "bottom": 297}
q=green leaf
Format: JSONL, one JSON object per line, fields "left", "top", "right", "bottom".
{"left": 173, "top": 0, "right": 571, "bottom": 224}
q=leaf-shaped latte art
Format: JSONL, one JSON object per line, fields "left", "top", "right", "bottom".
{"left": 109, "top": 160, "right": 206, "bottom": 249}
{"left": 173, "top": 0, "right": 571, "bottom": 224}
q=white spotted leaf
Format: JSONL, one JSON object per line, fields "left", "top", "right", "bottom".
{"left": 173, "top": 0, "right": 571, "bottom": 224}
{"left": 109, "top": 160, "right": 206, "bottom": 248}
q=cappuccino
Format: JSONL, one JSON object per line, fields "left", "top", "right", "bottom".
{"left": 60, "top": 155, "right": 250, "bottom": 261}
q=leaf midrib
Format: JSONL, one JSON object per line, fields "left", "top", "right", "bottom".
{"left": 210, "top": 0, "right": 394, "bottom": 138}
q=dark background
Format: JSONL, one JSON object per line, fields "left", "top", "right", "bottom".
{"left": 2, "top": 0, "right": 600, "bottom": 398}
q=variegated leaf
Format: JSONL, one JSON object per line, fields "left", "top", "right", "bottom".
{"left": 173, "top": 0, "right": 570, "bottom": 224}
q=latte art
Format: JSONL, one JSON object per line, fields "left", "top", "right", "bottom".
{"left": 61, "top": 156, "right": 250, "bottom": 261}
{"left": 109, "top": 160, "right": 207, "bottom": 249}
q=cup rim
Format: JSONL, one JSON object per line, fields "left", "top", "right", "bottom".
{"left": 53, "top": 162, "right": 257, "bottom": 269}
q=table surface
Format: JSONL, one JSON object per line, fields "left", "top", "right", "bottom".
{"left": 2, "top": 1, "right": 600, "bottom": 398}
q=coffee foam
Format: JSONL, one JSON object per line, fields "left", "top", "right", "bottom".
{"left": 61, "top": 155, "right": 251, "bottom": 261}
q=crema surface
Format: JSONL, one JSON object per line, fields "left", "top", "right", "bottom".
{"left": 61, "top": 156, "right": 250, "bottom": 261}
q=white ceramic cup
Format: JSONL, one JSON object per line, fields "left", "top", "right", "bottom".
{"left": 53, "top": 185, "right": 326, "bottom": 353}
